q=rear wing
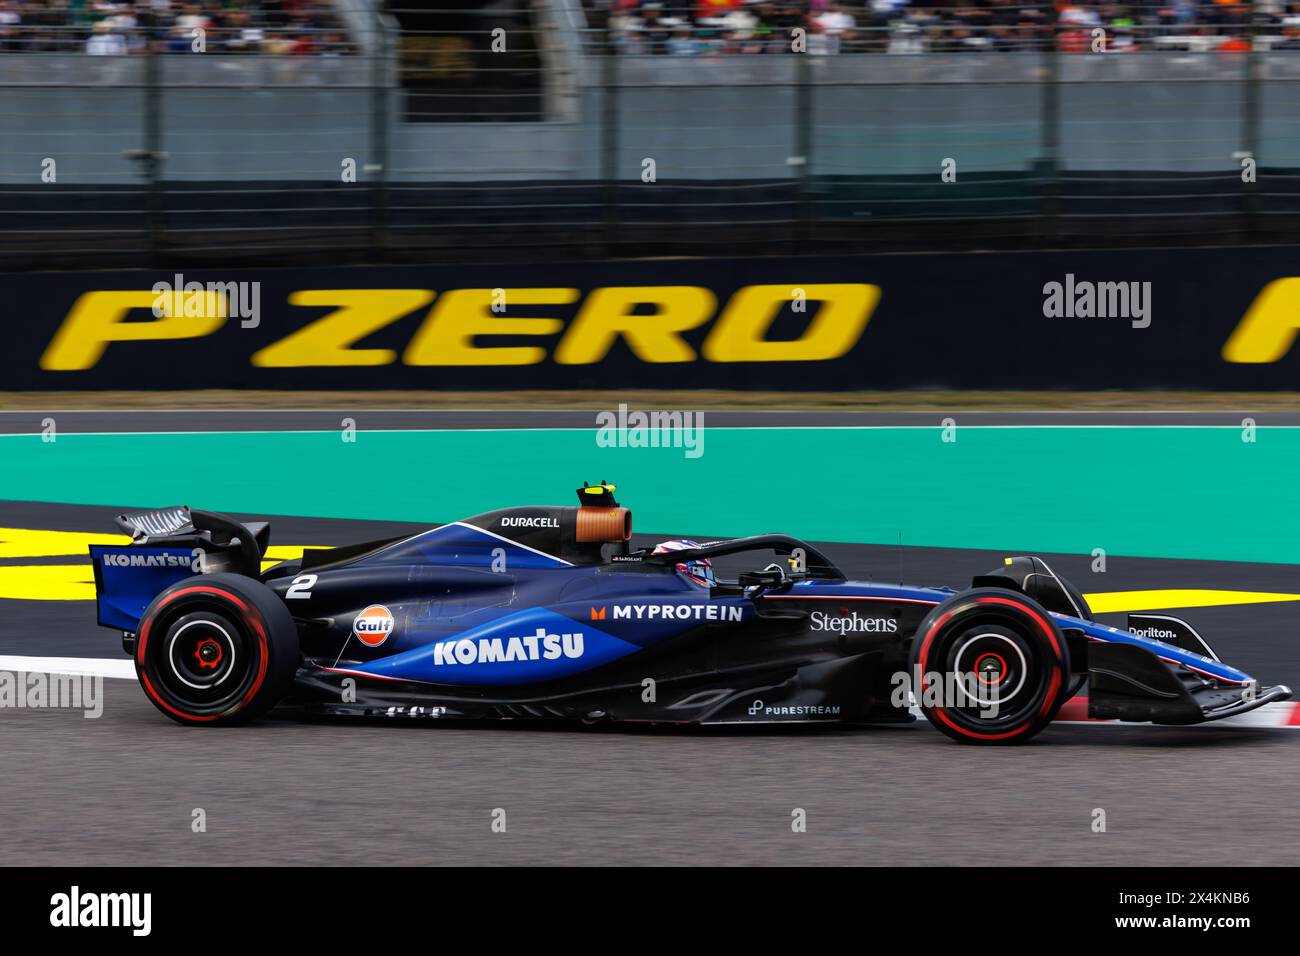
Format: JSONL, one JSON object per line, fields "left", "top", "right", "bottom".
{"left": 89, "top": 507, "right": 271, "bottom": 633}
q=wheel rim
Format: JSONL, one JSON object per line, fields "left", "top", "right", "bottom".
{"left": 143, "top": 601, "right": 261, "bottom": 717}
{"left": 927, "top": 613, "right": 1056, "bottom": 733}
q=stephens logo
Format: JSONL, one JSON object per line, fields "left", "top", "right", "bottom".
{"left": 810, "top": 611, "right": 898, "bottom": 634}
{"left": 353, "top": 605, "right": 395, "bottom": 647}
{"left": 432, "top": 627, "right": 584, "bottom": 666}
{"left": 500, "top": 516, "right": 559, "bottom": 529}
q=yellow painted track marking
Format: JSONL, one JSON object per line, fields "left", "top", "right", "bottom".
{"left": 0, "top": 527, "right": 128, "bottom": 558}
{"left": 1083, "top": 589, "right": 1300, "bottom": 613}
{"left": 0, "top": 527, "right": 325, "bottom": 601}
{"left": 0, "top": 565, "right": 97, "bottom": 601}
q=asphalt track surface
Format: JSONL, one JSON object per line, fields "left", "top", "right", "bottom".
{"left": 8, "top": 409, "right": 1300, "bottom": 432}
{"left": 0, "top": 411, "right": 1297, "bottom": 865}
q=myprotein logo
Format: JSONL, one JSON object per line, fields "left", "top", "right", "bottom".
{"left": 50, "top": 886, "right": 151, "bottom": 936}
{"left": 431, "top": 628, "right": 583, "bottom": 666}
{"left": 611, "top": 603, "right": 742, "bottom": 622}
{"left": 499, "top": 516, "right": 559, "bottom": 529}
{"left": 810, "top": 611, "right": 898, "bottom": 634}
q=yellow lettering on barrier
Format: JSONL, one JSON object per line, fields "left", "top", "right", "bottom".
{"left": 554, "top": 286, "right": 716, "bottom": 364}
{"left": 1223, "top": 278, "right": 1300, "bottom": 363}
{"left": 40, "top": 291, "right": 226, "bottom": 371}
{"left": 404, "top": 288, "right": 576, "bottom": 366}
{"left": 703, "top": 284, "right": 880, "bottom": 362}
{"left": 252, "top": 289, "right": 433, "bottom": 367}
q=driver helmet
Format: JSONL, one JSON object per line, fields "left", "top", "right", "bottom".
{"left": 652, "top": 539, "right": 715, "bottom": 588}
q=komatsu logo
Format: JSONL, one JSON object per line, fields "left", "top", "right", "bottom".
{"left": 499, "top": 516, "right": 559, "bottom": 529}
{"left": 611, "top": 604, "right": 742, "bottom": 622}
{"left": 810, "top": 611, "right": 898, "bottom": 634}
{"left": 431, "top": 627, "right": 584, "bottom": 666}
{"left": 101, "top": 553, "right": 191, "bottom": 568}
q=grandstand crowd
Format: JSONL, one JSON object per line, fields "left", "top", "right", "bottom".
{"left": 1, "top": 0, "right": 1297, "bottom": 57}
{"left": 589, "top": 0, "right": 1300, "bottom": 53}
{"left": 0, "top": 0, "right": 353, "bottom": 54}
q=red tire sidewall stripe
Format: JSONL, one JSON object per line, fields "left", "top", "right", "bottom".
{"left": 137, "top": 585, "right": 270, "bottom": 722}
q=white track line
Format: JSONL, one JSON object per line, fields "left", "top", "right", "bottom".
{"left": 2, "top": 658, "right": 1296, "bottom": 727}
{"left": 0, "top": 656, "right": 134, "bottom": 679}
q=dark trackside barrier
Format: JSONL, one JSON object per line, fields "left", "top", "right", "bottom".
{"left": 8, "top": 246, "right": 1300, "bottom": 391}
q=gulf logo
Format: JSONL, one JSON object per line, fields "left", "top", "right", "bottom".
{"left": 353, "top": 605, "right": 395, "bottom": 647}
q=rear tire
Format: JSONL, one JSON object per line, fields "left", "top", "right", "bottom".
{"left": 910, "top": 588, "right": 1070, "bottom": 744}
{"left": 135, "top": 573, "right": 299, "bottom": 726}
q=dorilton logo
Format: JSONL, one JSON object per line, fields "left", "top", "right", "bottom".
{"left": 810, "top": 611, "right": 898, "bottom": 634}
{"left": 499, "top": 516, "right": 559, "bottom": 529}
{"left": 49, "top": 886, "right": 151, "bottom": 936}
{"left": 611, "top": 604, "right": 742, "bottom": 622}
{"left": 431, "top": 628, "right": 584, "bottom": 666}
{"left": 1131, "top": 626, "right": 1177, "bottom": 640}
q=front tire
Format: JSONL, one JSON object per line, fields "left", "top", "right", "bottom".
{"left": 910, "top": 588, "right": 1070, "bottom": 744}
{"left": 135, "top": 573, "right": 299, "bottom": 726}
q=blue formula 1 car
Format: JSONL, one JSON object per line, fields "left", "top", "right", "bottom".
{"left": 88, "top": 482, "right": 1291, "bottom": 743}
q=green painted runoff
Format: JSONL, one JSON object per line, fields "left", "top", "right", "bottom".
{"left": 0, "top": 426, "right": 1293, "bottom": 564}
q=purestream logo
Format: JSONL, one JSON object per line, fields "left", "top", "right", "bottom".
{"left": 747, "top": 699, "right": 841, "bottom": 718}
{"left": 1, "top": 672, "right": 102, "bottom": 718}
{"left": 50, "top": 886, "right": 151, "bottom": 936}
{"left": 431, "top": 628, "right": 584, "bottom": 666}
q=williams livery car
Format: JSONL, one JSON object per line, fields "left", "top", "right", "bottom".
{"left": 89, "top": 483, "right": 1291, "bottom": 743}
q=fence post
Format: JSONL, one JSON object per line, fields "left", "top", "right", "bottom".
{"left": 1243, "top": 0, "right": 1261, "bottom": 239}
{"left": 601, "top": 19, "right": 619, "bottom": 255}
{"left": 1040, "top": 14, "right": 1060, "bottom": 242}
{"left": 370, "top": 4, "right": 392, "bottom": 259}
{"left": 143, "top": 9, "right": 164, "bottom": 266}
{"left": 794, "top": 35, "right": 812, "bottom": 251}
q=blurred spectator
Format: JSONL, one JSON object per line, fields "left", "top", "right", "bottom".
{"left": 85, "top": 17, "right": 125, "bottom": 53}
{"left": 1, "top": 0, "right": 352, "bottom": 54}
{"left": 591, "top": 0, "right": 1300, "bottom": 55}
